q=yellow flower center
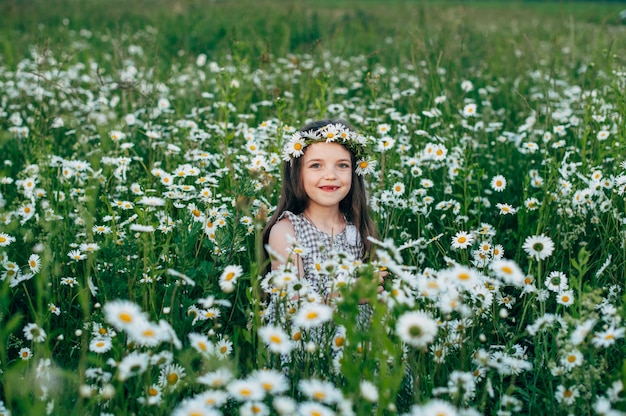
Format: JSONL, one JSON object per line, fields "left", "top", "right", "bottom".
{"left": 458, "top": 272, "right": 470, "bottom": 281}
{"left": 119, "top": 312, "right": 132, "bottom": 323}
{"left": 306, "top": 311, "right": 319, "bottom": 320}
{"left": 167, "top": 373, "right": 178, "bottom": 385}
{"left": 313, "top": 391, "right": 326, "bottom": 400}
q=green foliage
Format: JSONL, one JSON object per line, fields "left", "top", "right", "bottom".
{"left": 0, "top": 1, "right": 625, "bottom": 415}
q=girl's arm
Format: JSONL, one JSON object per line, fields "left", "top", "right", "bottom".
{"left": 267, "top": 218, "right": 304, "bottom": 277}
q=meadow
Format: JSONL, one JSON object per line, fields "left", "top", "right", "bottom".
{"left": 0, "top": 1, "right": 625, "bottom": 415}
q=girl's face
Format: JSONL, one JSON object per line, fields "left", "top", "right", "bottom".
{"left": 301, "top": 142, "right": 352, "bottom": 211}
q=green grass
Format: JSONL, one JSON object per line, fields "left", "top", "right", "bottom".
{"left": 0, "top": 1, "right": 625, "bottom": 415}
{"left": 1, "top": 1, "right": 624, "bottom": 68}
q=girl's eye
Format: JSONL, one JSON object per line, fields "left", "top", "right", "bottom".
{"left": 309, "top": 163, "right": 321, "bottom": 169}
{"left": 339, "top": 163, "right": 350, "bottom": 169}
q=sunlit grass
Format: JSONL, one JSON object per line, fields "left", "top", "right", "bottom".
{"left": 0, "top": 1, "right": 625, "bottom": 415}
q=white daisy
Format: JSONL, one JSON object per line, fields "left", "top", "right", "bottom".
{"left": 283, "top": 132, "right": 306, "bottom": 160}
{"left": 0, "top": 233, "right": 16, "bottom": 247}
{"left": 490, "top": 175, "right": 507, "bottom": 192}
{"left": 451, "top": 230, "right": 474, "bottom": 250}
{"left": 195, "top": 389, "right": 229, "bottom": 408}
{"left": 298, "top": 378, "right": 343, "bottom": 404}
{"left": 89, "top": 337, "right": 113, "bottom": 354}
{"left": 103, "top": 300, "right": 149, "bottom": 331}
{"left": 258, "top": 325, "right": 293, "bottom": 355}
{"left": 158, "top": 363, "right": 186, "bottom": 390}
{"left": 117, "top": 351, "right": 150, "bottom": 381}
{"left": 188, "top": 332, "right": 214, "bottom": 355}
{"left": 490, "top": 259, "right": 525, "bottom": 287}
{"left": 293, "top": 303, "right": 333, "bottom": 329}
{"left": 396, "top": 310, "right": 438, "bottom": 348}
{"left": 251, "top": 369, "right": 289, "bottom": 395}
{"left": 522, "top": 234, "right": 555, "bottom": 261}
{"left": 23, "top": 323, "right": 46, "bottom": 343}
{"left": 219, "top": 264, "right": 243, "bottom": 293}
{"left": 354, "top": 159, "right": 376, "bottom": 176}
{"left": 28, "top": 254, "right": 41, "bottom": 273}
{"left": 227, "top": 379, "right": 265, "bottom": 402}
{"left": 197, "top": 368, "right": 234, "bottom": 388}
{"left": 591, "top": 326, "right": 625, "bottom": 348}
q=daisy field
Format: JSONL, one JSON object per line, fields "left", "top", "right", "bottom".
{"left": 0, "top": 1, "right": 625, "bottom": 415}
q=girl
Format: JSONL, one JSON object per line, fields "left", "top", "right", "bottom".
{"left": 261, "top": 119, "right": 382, "bottom": 300}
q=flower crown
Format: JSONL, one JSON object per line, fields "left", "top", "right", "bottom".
{"left": 282, "top": 123, "right": 376, "bottom": 176}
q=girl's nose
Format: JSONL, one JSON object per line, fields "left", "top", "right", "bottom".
{"left": 324, "top": 168, "right": 338, "bottom": 179}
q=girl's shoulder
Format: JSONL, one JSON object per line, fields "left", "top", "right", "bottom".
{"left": 277, "top": 210, "right": 300, "bottom": 223}
{"left": 271, "top": 215, "right": 296, "bottom": 234}
{"left": 267, "top": 213, "right": 298, "bottom": 256}
{"left": 269, "top": 211, "right": 299, "bottom": 238}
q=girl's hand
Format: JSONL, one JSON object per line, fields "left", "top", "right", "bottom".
{"left": 377, "top": 267, "right": 389, "bottom": 294}
{"left": 357, "top": 267, "right": 388, "bottom": 303}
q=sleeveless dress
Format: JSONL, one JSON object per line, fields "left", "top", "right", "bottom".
{"left": 262, "top": 210, "right": 372, "bottom": 376}
{"left": 278, "top": 210, "right": 363, "bottom": 298}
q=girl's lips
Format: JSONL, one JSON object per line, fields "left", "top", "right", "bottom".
{"left": 320, "top": 186, "right": 339, "bottom": 191}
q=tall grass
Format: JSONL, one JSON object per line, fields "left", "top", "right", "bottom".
{"left": 0, "top": 1, "right": 625, "bottom": 415}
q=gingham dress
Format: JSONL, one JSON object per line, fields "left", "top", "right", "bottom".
{"left": 279, "top": 210, "right": 363, "bottom": 297}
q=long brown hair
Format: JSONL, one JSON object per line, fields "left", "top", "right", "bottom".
{"left": 261, "top": 119, "right": 378, "bottom": 272}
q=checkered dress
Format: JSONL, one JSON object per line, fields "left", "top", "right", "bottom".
{"left": 279, "top": 210, "right": 363, "bottom": 297}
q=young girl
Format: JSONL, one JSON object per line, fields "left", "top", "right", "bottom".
{"left": 261, "top": 119, "right": 382, "bottom": 301}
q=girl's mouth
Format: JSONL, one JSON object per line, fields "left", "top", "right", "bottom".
{"left": 320, "top": 186, "right": 339, "bottom": 191}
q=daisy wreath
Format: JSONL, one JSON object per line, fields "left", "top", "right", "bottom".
{"left": 282, "top": 122, "right": 376, "bottom": 176}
